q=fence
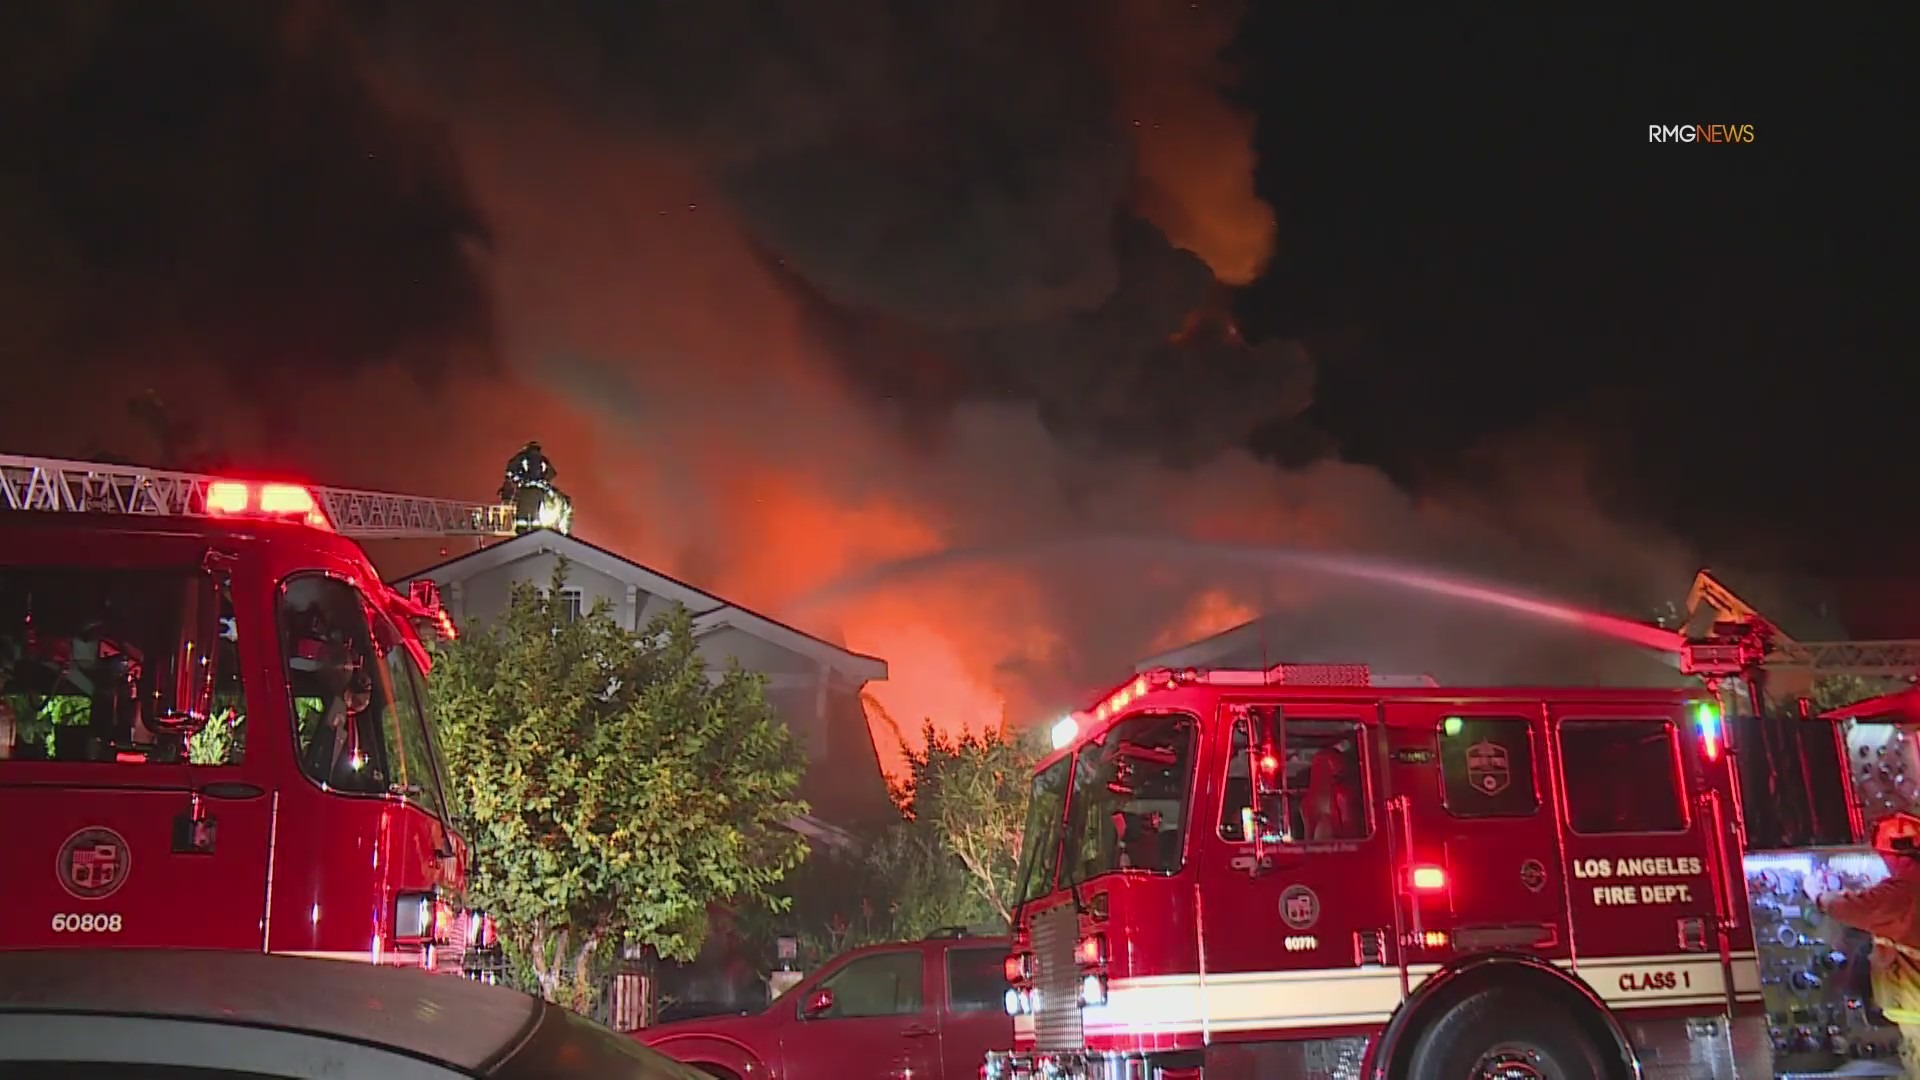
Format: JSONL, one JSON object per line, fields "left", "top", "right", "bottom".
{"left": 458, "top": 945, "right": 657, "bottom": 1032}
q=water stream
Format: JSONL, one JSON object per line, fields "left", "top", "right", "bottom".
{"left": 789, "top": 534, "right": 1685, "bottom": 657}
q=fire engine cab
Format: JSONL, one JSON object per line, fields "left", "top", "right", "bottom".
{"left": 0, "top": 454, "right": 506, "bottom": 970}
{"left": 988, "top": 664, "right": 1765, "bottom": 1080}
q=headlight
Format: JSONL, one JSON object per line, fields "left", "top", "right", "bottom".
{"left": 1079, "top": 974, "right": 1107, "bottom": 1007}
{"left": 394, "top": 891, "right": 435, "bottom": 942}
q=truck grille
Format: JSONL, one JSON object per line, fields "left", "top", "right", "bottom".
{"left": 1030, "top": 903, "right": 1083, "bottom": 1050}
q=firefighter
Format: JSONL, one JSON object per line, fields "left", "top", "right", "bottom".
{"left": 499, "top": 441, "right": 555, "bottom": 501}
{"left": 301, "top": 649, "right": 380, "bottom": 791}
{"left": 1302, "top": 743, "right": 1358, "bottom": 841}
{"left": 1807, "top": 810, "right": 1920, "bottom": 1072}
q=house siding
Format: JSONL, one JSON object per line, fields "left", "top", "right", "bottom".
{"left": 397, "top": 533, "right": 895, "bottom": 830}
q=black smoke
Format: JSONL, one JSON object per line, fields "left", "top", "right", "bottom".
{"left": 362, "top": 0, "right": 1315, "bottom": 463}
{"left": 0, "top": 3, "right": 492, "bottom": 393}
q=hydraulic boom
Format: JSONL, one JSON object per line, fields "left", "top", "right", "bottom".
{"left": 0, "top": 452, "right": 515, "bottom": 540}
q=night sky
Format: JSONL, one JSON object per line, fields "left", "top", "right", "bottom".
{"left": 0, "top": 5, "right": 1910, "bottom": 725}
{"left": 1236, "top": 13, "right": 1908, "bottom": 574}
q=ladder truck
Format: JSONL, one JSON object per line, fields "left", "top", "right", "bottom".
{"left": 0, "top": 452, "right": 515, "bottom": 972}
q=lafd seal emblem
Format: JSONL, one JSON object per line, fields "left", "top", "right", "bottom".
{"left": 1519, "top": 858, "right": 1547, "bottom": 893}
{"left": 56, "top": 827, "right": 131, "bottom": 900}
{"left": 1465, "top": 740, "right": 1511, "bottom": 797}
{"left": 1279, "top": 884, "right": 1320, "bottom": 930}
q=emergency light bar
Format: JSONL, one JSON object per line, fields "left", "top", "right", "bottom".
{"left": 1694, "top": 701, "right": 1723, "bottom": 762}
{"left": 1052, "top": 663, "right": 1434, "bottom": 750}
{"left": 1, "top": 452, "right": 516, "bottom": 539}
{"left": 207, "top": 481, "right": 332, "bottom": 530}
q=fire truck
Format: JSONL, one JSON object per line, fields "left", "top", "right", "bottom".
{"left": 989, "top": 664, "right": 1763, "bottom": 1080}
{"left": 987, "top": 580, "right": 1920, "bottom": 1080}
{"left": 0, "top": 453, "right": 515, "bottom": 970}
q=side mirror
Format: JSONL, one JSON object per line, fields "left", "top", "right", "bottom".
{"left": 802, "top": 988, "right": 835, "bottom": 1018}
{"left": 1246, "top": 706, "right": 1287, "bottom": 878}
{"left": 146, "top": 572, "right": 223, "bottom": 739}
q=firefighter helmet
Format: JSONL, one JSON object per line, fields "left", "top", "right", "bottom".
{"left": 1872, "top": 811, "right": 1920, "bottom": 855}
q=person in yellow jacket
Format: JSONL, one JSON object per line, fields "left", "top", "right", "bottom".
{"left": 1809, "top": 811, "right": 1920, "bottom": 1073}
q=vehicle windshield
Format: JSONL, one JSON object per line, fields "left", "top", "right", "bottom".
{"left": 1061, "top": 713, "right": 1197, "bottom": 885}
{"left": 0, "top": 567, "right": 245, "bottom": 766}
{"left": 1011, "top": 756, "right": 1072, "bottom": 907}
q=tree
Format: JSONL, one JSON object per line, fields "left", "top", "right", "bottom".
{"left": 1806, "top": 674, "right": 1909, "bottom": 713}
{"left": 895, "top": 722, "right": 1042, "bottom": 927}
{"left": 431, "top": 563, "right": 808, "bottom": 1008}
{"left": 874, "top": 722, "right": 1041, "bottom": 935}
{"left": 748, "top": 722, "right": 1041, "bottom": 963}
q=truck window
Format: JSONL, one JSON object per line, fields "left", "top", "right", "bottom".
{"left": 0, "top": 568, "right": 246, "bottom": 766}
{"left": 1012, "top": 756, "right": 1072, "bottom": 907}
{"left": 374, "top": 614, "right": 448, "bottom": 820}
{"left": 1063, "top": 712, "right": 1196, "bottom": 884}
{"left": 1220, "top": 715, "right": 1369, "bottom": 843}
{"left": 806, "top": 950, "right": 924, "bottom": 1019}
{"left": 281, "top": 575, "right": 404, "bottom": 797}
{"left": 1438, "top": 716, "right": 1538, "bottom": 818}
{"left": 1558, "top": 720, "right": 1687, "bottom": 834}
{"left": 946, "top": 947, "right": 1007, "bottom": 1013}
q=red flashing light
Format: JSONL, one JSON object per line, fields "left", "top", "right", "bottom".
{"left": 1410, "top": 865, "right": 1448, "bottom": 893}
{"left": 1259, "top": 753, "right": 1280, "bottom": 774}
{"left": 205, "top": 480, "right": 332, "bottom": 530}
{"left": 207, "top": 481, "right": 249, "bottom": 514}
{"left": 258, "top": 483, "right": 316, "bottom": 515}
{"left": 1076, "top": 934, "right": 1107, "bottom": 967}
{"left": 1004, "top": 952, "right": 1030, "bottom": 984}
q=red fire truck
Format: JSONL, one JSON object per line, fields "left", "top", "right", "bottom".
{"left": 0, "top": 454, "right": 510, "bottom": 970}
{"left": 988, "top": 662, "right": 1771, "bottom": 1080}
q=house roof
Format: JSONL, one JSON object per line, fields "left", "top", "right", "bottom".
{"left": 1133, "top": 617, "right": 1270, "bottom": 672}
{"left": 395, "top": 529, "right": 888, "bottom": 683}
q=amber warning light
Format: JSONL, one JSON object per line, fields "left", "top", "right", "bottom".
{"left": 206, "top": 481, "right": 332, "bottom": 530}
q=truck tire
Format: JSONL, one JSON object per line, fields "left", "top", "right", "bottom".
{"left": 1403, "top": 986, "right": 1609, "bottom": 1080}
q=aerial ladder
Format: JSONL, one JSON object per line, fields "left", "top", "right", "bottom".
{"left": 1682, "top": 569, "right": 1920, "bottom": 683}
{"left": 1673, "top": 569, "right": 1920, "bottom": 849}
{"left": 0, "top": 451, "right": 519, "bottom": 540}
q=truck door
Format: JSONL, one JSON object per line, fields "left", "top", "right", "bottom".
{"left": 1548, "top": 702, "right": 1731, "bottom": 1015}
{"left": 0, "top": 566, "right": 272, "bottom": 951}
{"left": 1202, "top": 700, "right": 1407, "bottom": 1033}
{"left": 938, "top": 943, "right": 1016, "bottom": 1080}
{"left": 1382, "top": 705, "right": 1573, "bottom": 986}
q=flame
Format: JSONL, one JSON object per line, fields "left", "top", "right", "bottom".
{"left": 3, "top": 87, "right": 1694, "bottom": 802}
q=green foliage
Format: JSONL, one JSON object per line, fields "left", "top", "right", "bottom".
{"left": 186, "top": 706, "right": 245, "bottom": 766}
{"left": 745, "top": 723, "right": 1041, "bottom": 967}
{"left": 892, "top": 722, "right": 1042, "bottom": 927}
{"left": 431, "top": 561, "right": 808, "bottom": 1008}
{"left": 2, "top": 695, "right": 92, "bottom": 755}
{"left": 1806, "top": 674, "right": 1909, "bottom": 713}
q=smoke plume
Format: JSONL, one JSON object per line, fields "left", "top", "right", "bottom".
{"left": 0, "top": 3, "right": 1693, "bottom": 775}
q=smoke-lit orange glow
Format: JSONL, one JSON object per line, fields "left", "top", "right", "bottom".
{"left": 830, "top": 568, "right": 1068, "bottom": 781}
{"left": 1103, "top": 0, "right": 1277, "bottom": 284}
{"left": 1152, "top": 588, "right": 1260, "bottom": 652}
{"left": 854, "top": 622, "right": 1006, "bottom": 779}
{"left": 697, "top": 468, "right": 945, "bottom": 611}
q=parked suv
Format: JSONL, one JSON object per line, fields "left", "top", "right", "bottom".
{"left": 638, "top": 930, "right": 1012, "bottom": 1080}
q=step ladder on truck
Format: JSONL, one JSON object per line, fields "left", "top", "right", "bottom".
{"left": 0, "top": 452, "right": 515, "bottom": 973}
{"left": 986, "top": 572, "right": 1920, "bottom": 1080}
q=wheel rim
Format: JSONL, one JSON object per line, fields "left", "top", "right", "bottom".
{"left": 1471, "top": 1043, "right": 1550, "bottom": 1080}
